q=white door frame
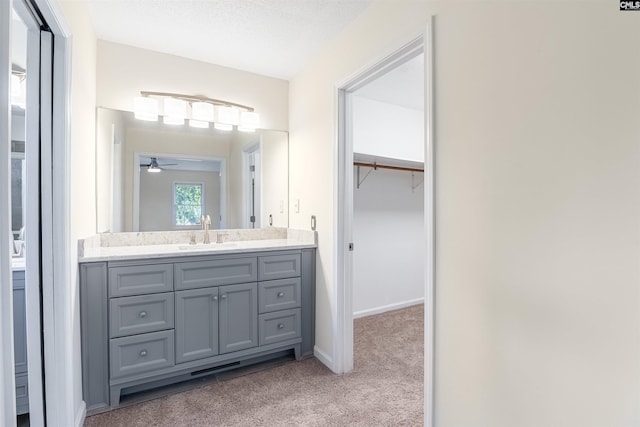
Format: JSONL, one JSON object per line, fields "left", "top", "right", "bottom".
{"left": 335, "top": 18, "right": 435, "bottom": 427}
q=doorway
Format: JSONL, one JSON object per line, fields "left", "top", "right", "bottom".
{"left": 335, "top": 21, "right": 435, "bottom": 427}
{"left": 351, "top": 53, "right": 425, "bottom": 320}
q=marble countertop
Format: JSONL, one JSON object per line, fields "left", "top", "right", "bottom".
{"left": 78, "top": 229, "right": 317, "bottom": 263}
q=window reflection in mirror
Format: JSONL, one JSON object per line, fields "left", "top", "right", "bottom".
{"left": 95, "top": 108, "right": 289, "bottom": 233}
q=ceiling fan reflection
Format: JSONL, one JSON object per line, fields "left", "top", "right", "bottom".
{"left": 140, "top": 157, "right": 177, "bottom": 172}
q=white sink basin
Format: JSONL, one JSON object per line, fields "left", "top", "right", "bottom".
{"left": 178, "top": 242, "right": 238, "bottom": 250}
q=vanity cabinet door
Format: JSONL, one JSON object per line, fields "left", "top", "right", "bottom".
{"left": 219, "top": 283, "right": 258, "bottom": 354}
{"left": 175, "top": 287, "right": 219, "bottom": 363}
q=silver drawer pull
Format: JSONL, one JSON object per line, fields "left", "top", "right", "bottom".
{"left": 277, "top": 323, "right": 285, "bottom": 329}
{"left": 212, "top": 295, "right": 218, "bottom": 301}
{"left": 139, "top": 311, "right": 147, "bottom": 318}
{"left": 139, "top": 350, "right": 147, "bottom": 357}
{"left": 221, "top": 294, "right": 227, "bottom": 300}
{"left": 277, "top": 292, "right": 285, "bottom": 298}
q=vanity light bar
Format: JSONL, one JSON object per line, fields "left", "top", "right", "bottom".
{"left": 133, "top": 91, "right": 260, "bottom": 132}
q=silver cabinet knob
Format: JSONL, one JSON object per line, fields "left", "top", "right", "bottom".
{"left": 277, "top": 292, "right": 285, "bottom": 298}
{"left": 140, "top": 350, "right": 147, "bottom": 357}
{"left": 221, "top": 294, "right": 227, "bottom": 300}
{"left": 139, "top": 311, "right": 147, "bottom": 318}
{"left": 212, "top": 295, "right": 218, "bottom": 301}
{"left": 277, "top": 323, "right": 285, "bottom": 329}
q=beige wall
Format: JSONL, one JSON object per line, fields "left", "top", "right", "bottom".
{"left": 58, "top": 0, "right": 97, "bottom": 423}
{"left": 261, "top": 130, "right": 289, "bottom": 228}
{"left": 290, "top": 1, "right": 640, "bottom": 425}
{"left": 96, "top": 40, "right": 289, "bottom": 131}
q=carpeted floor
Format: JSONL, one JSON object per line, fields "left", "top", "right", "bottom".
{"left": 84, "top": 304, "right": 424, "bottom": 426}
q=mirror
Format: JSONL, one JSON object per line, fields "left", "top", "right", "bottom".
{"left": 95, "top": 108, "right": 289, "bottom": 232}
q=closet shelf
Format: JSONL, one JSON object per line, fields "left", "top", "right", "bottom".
{"left": 353, "top": 154, "right": 424, "bottom": 189}
{"left": 353, "top": 161, "right": 423, "bottom": 173}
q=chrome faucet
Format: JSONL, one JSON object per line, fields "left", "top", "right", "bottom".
{"left": 201, "top": 214, "right": 212, "bottom": 244}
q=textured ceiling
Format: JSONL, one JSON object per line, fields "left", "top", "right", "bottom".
{"left": 84, "top": 0, "right": 374, "bottom": 80}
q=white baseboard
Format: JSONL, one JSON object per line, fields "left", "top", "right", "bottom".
{"left": 313, "top": 346, "right": 334, "bottom": 371}
{"left": 75, "top": 401, "right": 86, "bottom": 427}
{"left": 353, "top": 297, "right": 424, "bottom": 319}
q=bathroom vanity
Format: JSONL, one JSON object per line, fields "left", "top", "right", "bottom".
{"left": 79, "top": 229, "right": 316, "bottom": 414}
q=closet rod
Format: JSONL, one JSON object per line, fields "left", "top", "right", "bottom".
{"left": 353, "top": 161, "right": 424, "bottom": 173}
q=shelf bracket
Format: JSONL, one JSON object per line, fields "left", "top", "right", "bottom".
{"left": 356, "top": 163, "right": 376, "bottom": 189}
{"left": 411, "top": 172, "right": 423, "bottom": 192}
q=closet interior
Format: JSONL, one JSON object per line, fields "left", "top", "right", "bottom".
{"left": 351, "top": 53, "right": 425, "bottom": 319}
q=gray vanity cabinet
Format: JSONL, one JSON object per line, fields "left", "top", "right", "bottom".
{"left": 176, "top": 282, "right": 258, "bottom": 363}
{"left": 218, "top": 282, "right": 258, "bottom": 354}
{"left": 175, "top": 287, "right": 219, "bottom": 363}
{"left": 80, "top": 248, "right": 316, "bottom": 415}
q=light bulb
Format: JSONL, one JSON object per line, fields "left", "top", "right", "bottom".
{"left": 163, "top": 98, "right": 186, "bottom": 125}
{"left": 216, "top": 106, "right": 240, "bottom": 125}
{"left": 134, "top": 97, "right": 158, "bottom": 121}
{"left": 191, "top": 102, "right": 214, "bottom": 122}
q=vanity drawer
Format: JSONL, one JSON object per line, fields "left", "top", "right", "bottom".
{"left": 258, "top": 308, "right": 301, "bottom": 346}
{"left": 110, "top": 330, "right": 174, "bottom": 379}
{"left": 174, "top": 257, "right": 257, "bottom": 290}
{"left": 109, "top": 293, "right": 174, "bottom": 338}
{"left": 258, "top": 278, "right": 301, "bottom": 314}
{"left": 109, "top": 264, "right": 173, "bottom": 297}
{"left": 258, "top": 253, "right": 301, "bottom": 281}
